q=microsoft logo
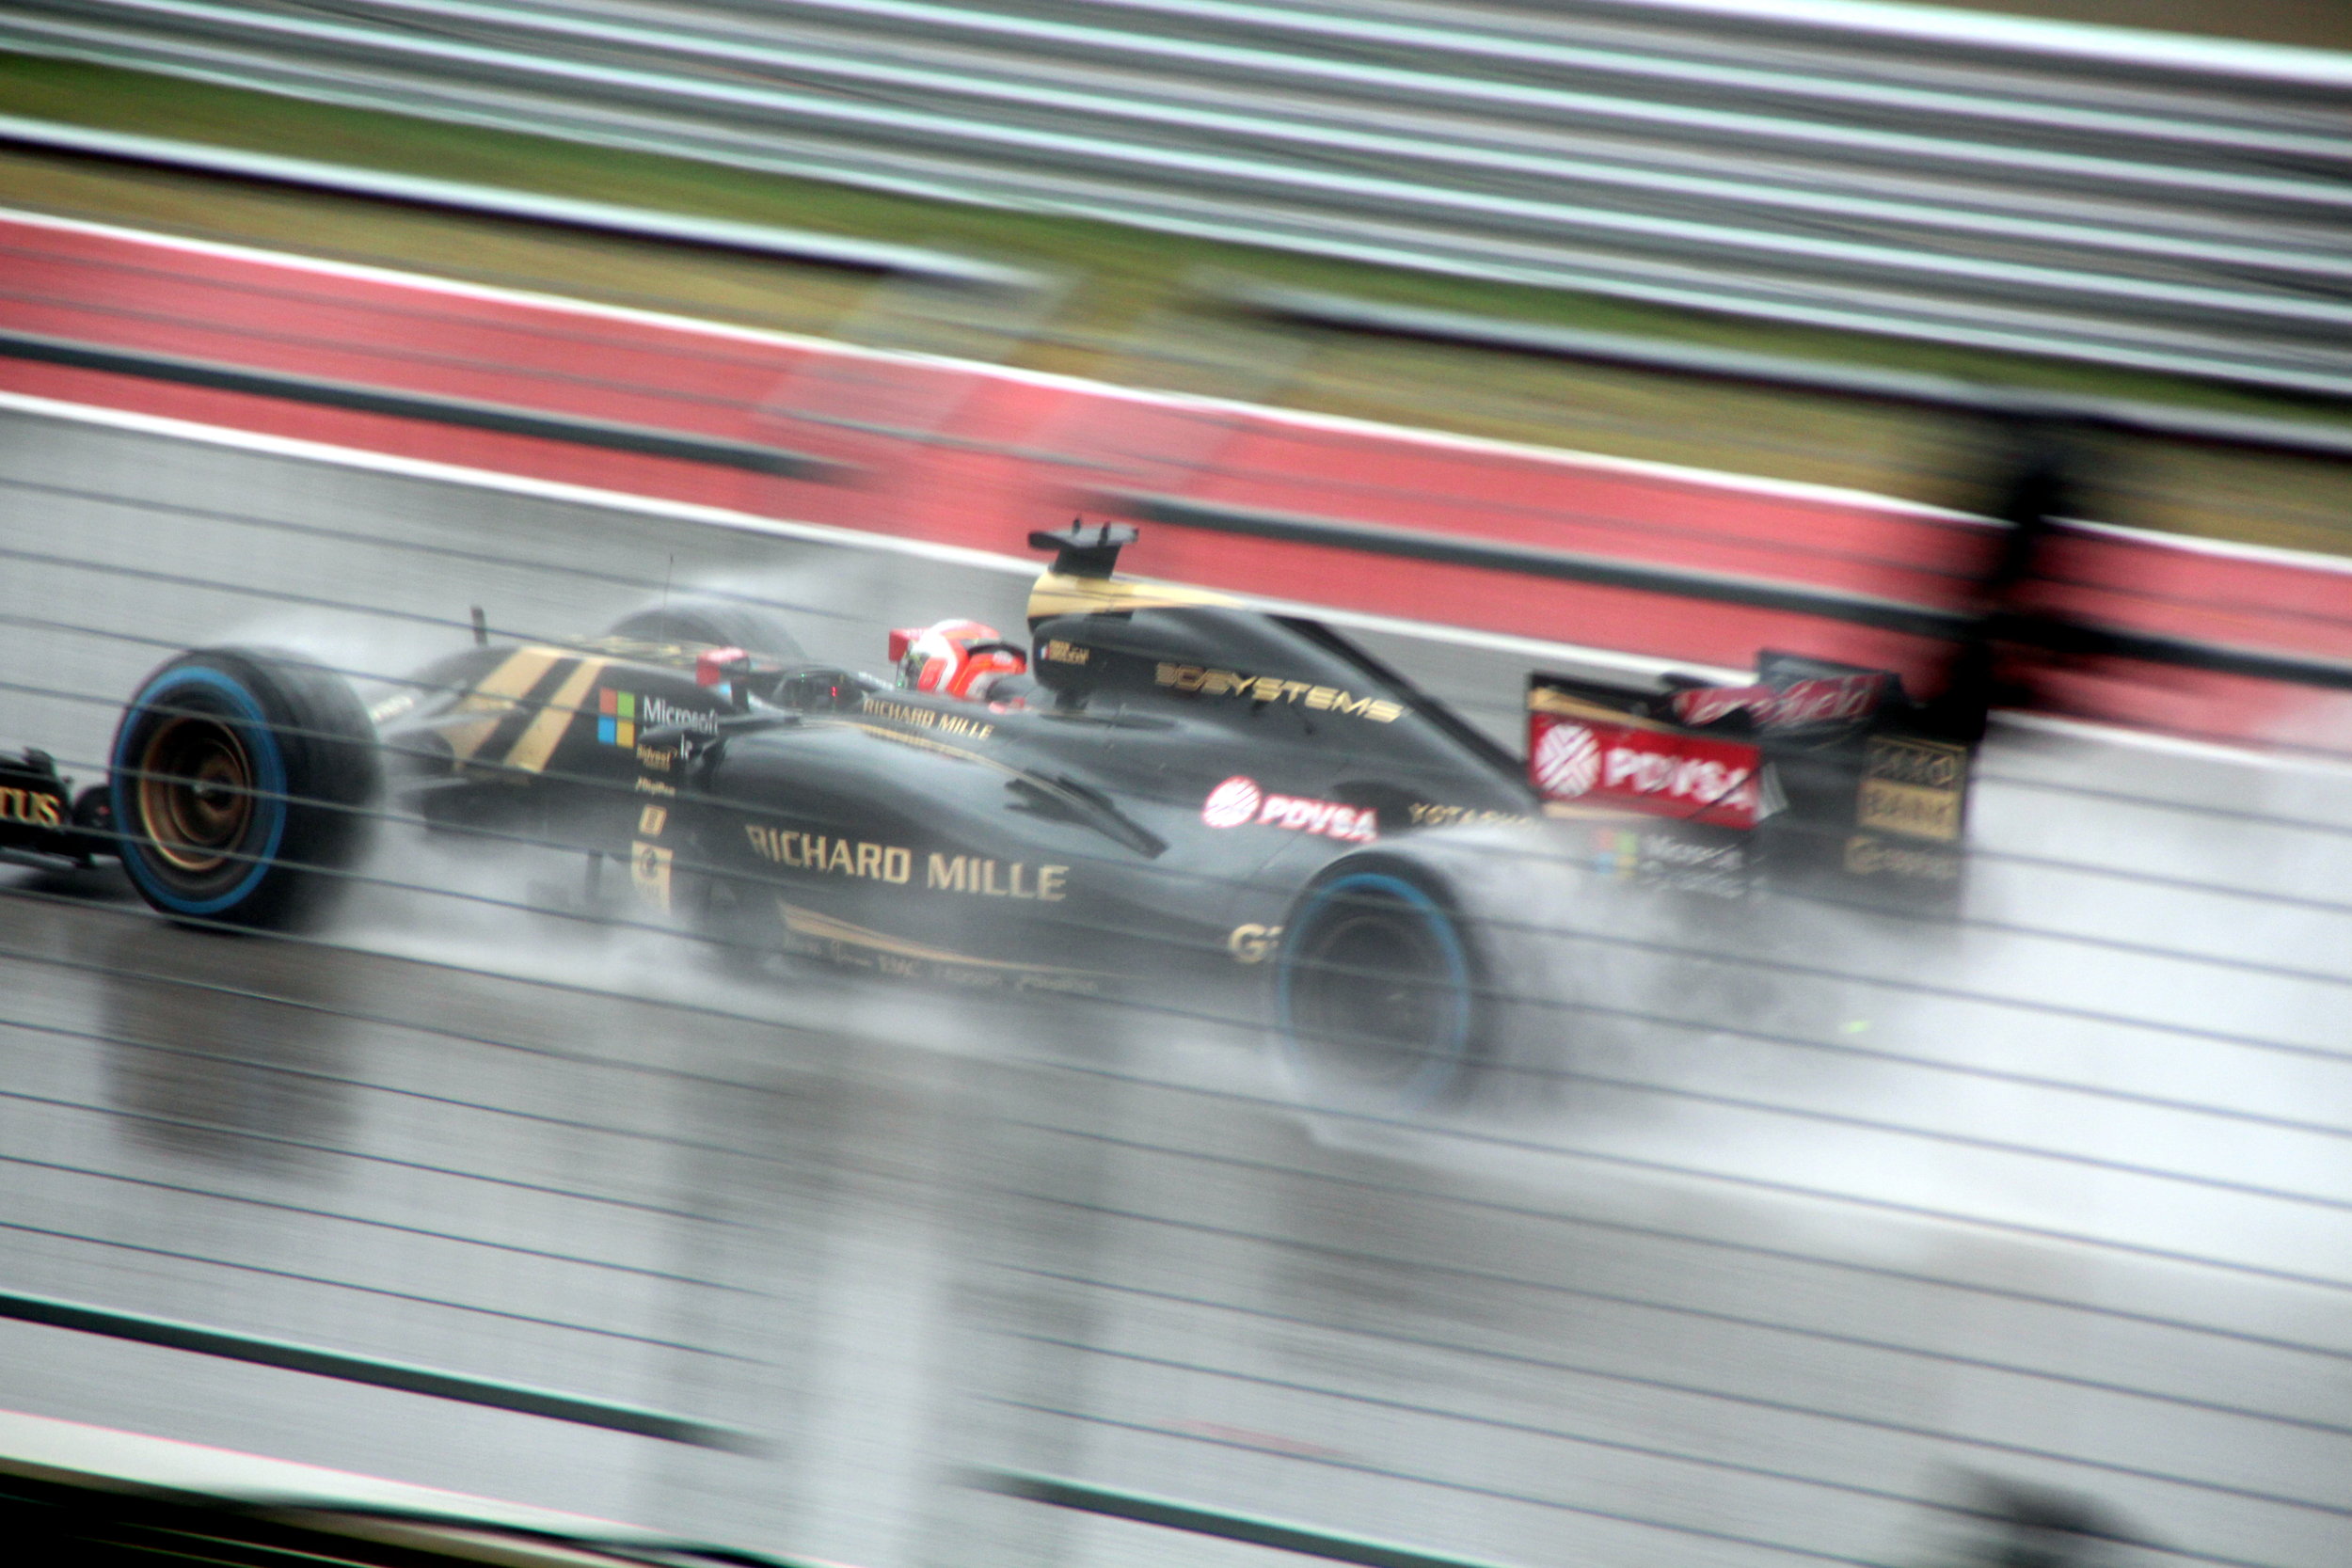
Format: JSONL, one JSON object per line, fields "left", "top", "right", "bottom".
{"left": 597, "top": 689, "right": 636, "bottom": 748}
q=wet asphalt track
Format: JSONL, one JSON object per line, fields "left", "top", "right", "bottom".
{"left": 3, "top": 402, "right": 2350, "bottom": 1568}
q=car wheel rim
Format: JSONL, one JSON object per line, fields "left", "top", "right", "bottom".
{"left": 136, "top": 715, "right": 255, "bottom": 874}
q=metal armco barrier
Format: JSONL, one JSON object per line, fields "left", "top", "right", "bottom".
{"left": 0, "top": 113, "right": 1042, "bottom": 293}
{"left": 7, "top": 0, "right": 2352, "bottom": 393}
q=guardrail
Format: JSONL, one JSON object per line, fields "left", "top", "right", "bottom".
{"left": 0, "top": 114, "right": 1041, "bottom": 293}
{"left": 7, "top": 0, "right": 2352, "bottom": 395}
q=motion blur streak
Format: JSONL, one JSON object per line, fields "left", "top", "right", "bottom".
{"left": 5, "top": 209, "right": 2349, "bottom": 761}
{"left": 9, "top": 0, "right": 2352, "bottom": 391}
{"left": 2, "top": 389, "right": 2347, "bottom": 1568}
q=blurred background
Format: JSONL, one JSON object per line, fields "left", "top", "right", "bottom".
{"left": 0, "top": 3, "right": 2347, "bottom": 1567}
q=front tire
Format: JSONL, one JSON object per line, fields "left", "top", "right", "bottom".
{"left": 685, "top": 856, "right": 786, "bottom": 978}
{"left": 1275, "top": 861, "right": 1485, "bottom": 1112}
{"left": 110, "top": 648, "right": 380, "bottom": 928}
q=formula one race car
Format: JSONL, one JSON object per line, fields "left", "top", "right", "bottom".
{"left": 1, "top": 525, "right": 1974, "bottom": 1106}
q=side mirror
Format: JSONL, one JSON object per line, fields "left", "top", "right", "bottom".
{"left": 694, "top": 647, "right": 756, "bottom": 714}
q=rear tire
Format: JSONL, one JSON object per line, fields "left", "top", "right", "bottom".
{"left": 1275, "top": 860, "right": 1485, "bottom": 1112}
{"left": 110, "top": 648, "right": 380, "bottom": 928}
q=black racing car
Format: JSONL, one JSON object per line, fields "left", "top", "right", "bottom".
{"left": 1, "top": 525, "right": 1974, "bottom": 1107}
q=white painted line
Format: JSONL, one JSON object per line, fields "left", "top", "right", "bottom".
{"left": 0, "top": 205, "right": 858, "bottom": 354}
{"left": 0, "top": 387, "right": 1035, "bottom": 574}
{"left": 1255, "top": 599, "right": 1742, "bottom": 685}
{"left": 2065, "top": 515, "right": 2352, "bottom": 579}
{"left": 0, "top": 1407, "right": 652, "bottom": 1534}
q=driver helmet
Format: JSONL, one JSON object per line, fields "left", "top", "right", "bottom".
{"left": 890, "top": 619, "right": 1027, "bottom": 703}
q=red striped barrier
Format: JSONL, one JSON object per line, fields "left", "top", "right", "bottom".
{"left": 3, "top": 208, "right": 2345, "bottom": 755}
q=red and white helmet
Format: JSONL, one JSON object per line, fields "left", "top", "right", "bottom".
{"left": 889, "top": 619, "right": 1027, "bottom": 702}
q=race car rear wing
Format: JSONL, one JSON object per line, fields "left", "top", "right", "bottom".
{"left": 1526, "top": 652, "right": 1972, "bottom": 899}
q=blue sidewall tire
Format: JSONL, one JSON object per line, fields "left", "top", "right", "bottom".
{"left": 112, "top": 665, "right": 291, "bottom": 917}
{"left": 1276, "top": 869, "right": 1476, "bottom": 1111}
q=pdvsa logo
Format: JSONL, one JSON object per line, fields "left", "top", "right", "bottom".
{"left": 1527, "top": 713, "right": 1762, "bottom": 830}
{"left": 1200, "top": 776, "right": 1376, "bottom": 843}
{"left": 1533, "top": 721, "right": 1600, "bottom": 799}
{"left": 1202, "top": 775, "right": 1263, "bottom": 828}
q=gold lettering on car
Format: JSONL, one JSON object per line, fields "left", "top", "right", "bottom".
{"left": 745, "top": 827, "right": 914, "bottom": 883}
{"left": 1857, "top": 780, "right": 1961, "bottom": 840}
{"left": 926, "top": 852, "right": 1067, "bottom": 900}
{"left": 1866, "top": 735, "right": 1963, "bottom": 789}
{"left": 1153, "top": 663, "right": 1405, "bottom": 722}
{"left": 1227, "top": 923, "right": 1282, "bottom": 964}
{"left": 738, "top": 832, "right": 1066, "bottom": 900}
{"left": 637, "top": 804, "right": 668, "bottom": 837}
{"left": 0, "top": 787, "right": 63, "bottom": 829}
{"left": 860, "top": 696, "right": 994, "bottom": 741}
{"left": 1845, "top": 835, "right": 1960, "bottom": 881}
{"left": 1858, "top": 736, "right": 1966, "bottom": 842}
{"left": 1042, "top": 640, "right": 1090, "bottom": 665}
{"left": 635, "top": 745, "right": 673, "bottom": 772}
{"left": 1408, "top": 803, "right": 1532, "bottom": 828}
